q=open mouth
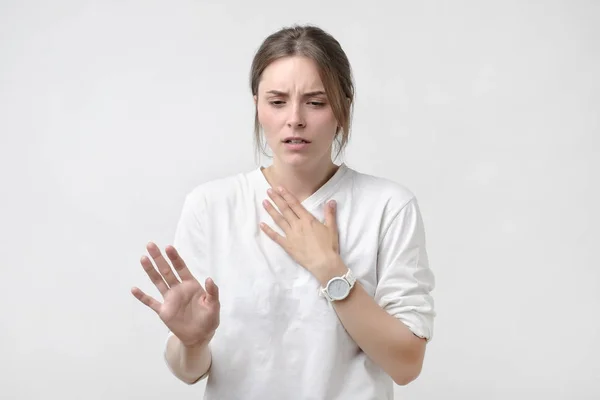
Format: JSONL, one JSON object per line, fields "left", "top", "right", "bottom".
{"left": 283, "top": 139, "right": 310, "bottom": 144}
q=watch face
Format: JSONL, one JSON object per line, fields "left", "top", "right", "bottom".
{"left": 327, "top": 278, "right": 349, "bottom": 300}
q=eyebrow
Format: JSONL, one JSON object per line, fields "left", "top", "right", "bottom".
{"left": 265, "top": 90, "right": 327, "bottom": 97}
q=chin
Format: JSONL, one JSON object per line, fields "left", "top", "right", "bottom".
{"left": 275, "top": 152, "right": 329, "bottom": 171}
{"left": 278, "top": 154, "right": 311, "bottom": 167}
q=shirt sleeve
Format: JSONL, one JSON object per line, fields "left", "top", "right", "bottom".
{"left": 374, "top": 196, "right": 436, "bottom": 341}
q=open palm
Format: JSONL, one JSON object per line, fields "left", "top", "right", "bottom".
{"left": 131, "top": 242, "right": 220, "bottom": 347}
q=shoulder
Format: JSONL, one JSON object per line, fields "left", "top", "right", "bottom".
{"left": 346, "top": 166, "right": 417, "bottom": 214}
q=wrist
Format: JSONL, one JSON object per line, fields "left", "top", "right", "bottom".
{"left": 314, "top": 254, "right": 348, "bottom": 286}
{"left": 182, "top": 331, "right": 214, "bottom": 350}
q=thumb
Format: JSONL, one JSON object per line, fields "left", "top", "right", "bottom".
{"left": 205, "top": 277, "right": 219, "bottom": 302}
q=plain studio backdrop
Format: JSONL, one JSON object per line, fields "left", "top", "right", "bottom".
{"left": 1, "top": 1, "right": 599, "bottom": 399}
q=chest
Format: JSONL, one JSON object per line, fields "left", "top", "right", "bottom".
{"left": 204, "top": 196, "right": 382, "bottom": 331}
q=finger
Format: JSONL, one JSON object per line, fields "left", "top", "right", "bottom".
{"left": 140, "top": 255, "right": 169, "bottom": 295}
{"left": 260, "top": 222, "right": 287, "bottom": 248}
{"left": 263, "top": 199, "right": 291, "bottom": 231}
{"left": 164, "top": 245, "right": 195, "bottom": 282}
{"left": 326, "top": 200, "right": 340, "bottom": 252}
{"left": 131, "top": 286, "right": 162, "bottom": 314}
{"left": 325, "top": 200, "right": 338, "bottom": 229}
{"left": 146, "top": 242, "right": 180, "bottom": 287}
{"left": 267, "top": 188, "right": 299, "bottom": 222}
{"left": 275, "top": 186, "right": 312, "bottom": 220}
{"left": 205, "top": 278, "right": 220, "bottom": 303}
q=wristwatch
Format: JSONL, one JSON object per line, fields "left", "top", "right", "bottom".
{"left": 320, "top": 269, "right": 356, "bottom": 302}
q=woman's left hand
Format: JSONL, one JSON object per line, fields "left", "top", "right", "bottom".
{"left": 260, "top": 186, "right": 341, "bottom": 279}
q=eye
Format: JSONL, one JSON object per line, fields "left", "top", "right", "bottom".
{"left": 308, "top": 101, "right": 326, "bottom": 107}
{"left": 269, "top": 100, "right": 285, "bottom": 107}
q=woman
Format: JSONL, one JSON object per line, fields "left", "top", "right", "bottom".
{"left": 131, "top": 25, "right": 435, "bottom": 399}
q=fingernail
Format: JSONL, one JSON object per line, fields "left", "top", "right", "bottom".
{"left": 330, "top": 200, "right": 336, "bottom": 208}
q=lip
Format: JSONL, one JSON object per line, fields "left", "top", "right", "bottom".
{"left": 282, "top": 137, "right": 311, "bottom": 143}
{"left": 283, "top": 141, "right": 310, "bottom": 151}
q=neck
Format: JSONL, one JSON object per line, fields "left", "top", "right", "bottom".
{"left": 262, "top": 157, "right": 339, "bottom": 203}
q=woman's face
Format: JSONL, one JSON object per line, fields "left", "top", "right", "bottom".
{"left": 255, "top": 56, "right": 338, "bottom": 169}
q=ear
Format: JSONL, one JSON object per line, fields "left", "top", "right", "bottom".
{"left": 253, "top": 95, "right": 258, "bottom": 105}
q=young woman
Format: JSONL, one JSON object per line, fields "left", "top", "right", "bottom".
{"left": 131, "top": 25, "right": 435, "bottom": 399}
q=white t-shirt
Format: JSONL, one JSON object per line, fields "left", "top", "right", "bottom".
{"left": 167, "top": 163, "right": 435, "bottom": 400}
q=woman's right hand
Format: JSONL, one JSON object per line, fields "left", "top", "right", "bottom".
{"left": 131, "top": 242, "right": 220, "bottom": 348}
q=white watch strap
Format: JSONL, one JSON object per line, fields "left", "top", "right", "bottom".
{"left": 344, "top": 269, "right": 356, "bottom": 287}
{"left": 320, "top": 286, "right": 333, "bottom": 301}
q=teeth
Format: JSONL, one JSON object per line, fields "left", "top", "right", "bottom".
{"left": 288, "top": 140, "right": 306, "bottom": 144}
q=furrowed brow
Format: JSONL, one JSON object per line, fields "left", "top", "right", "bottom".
{"left": 265, "top": 90, "right": 327, "bottom": 97}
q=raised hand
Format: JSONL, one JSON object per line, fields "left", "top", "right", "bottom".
{"left": 131, "top": 242, "right": 220, "bottom": 347}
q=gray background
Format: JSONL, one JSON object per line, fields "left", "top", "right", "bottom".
{"left": 1, "top": 0, "right": 599, "bottom": 399}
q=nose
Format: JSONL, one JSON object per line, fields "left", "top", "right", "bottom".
{"left": 287, "top": 104, "right": 306, "bottom": 128}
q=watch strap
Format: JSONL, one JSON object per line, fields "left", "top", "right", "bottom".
{"left": 345, "top": 269, "right": 356, "bottom": 287}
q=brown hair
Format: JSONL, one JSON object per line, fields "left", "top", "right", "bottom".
{"left": 250, "top": 25, "right": 355, "bottom": 162}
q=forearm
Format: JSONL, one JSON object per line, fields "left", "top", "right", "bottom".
{"left": 165, "top": 334, "right": 213, "bottom": 384}
{"left": 315, "top": 257, "right": 427, "bottom": 385}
